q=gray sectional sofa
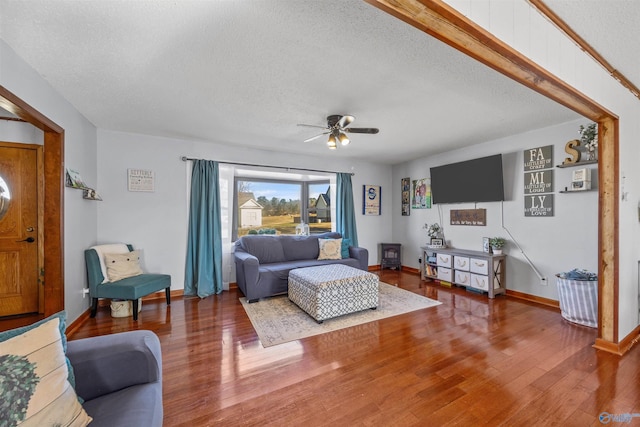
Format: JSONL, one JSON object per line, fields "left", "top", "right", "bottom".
{"left": 234, "top": 232, "right": 368, "bottom": 302}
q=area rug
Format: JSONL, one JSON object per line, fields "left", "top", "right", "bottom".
{"left": 240, "top": 282, "right": 442, "bottom": 347}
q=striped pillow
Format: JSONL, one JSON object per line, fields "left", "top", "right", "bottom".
{"left": 0, "top": 316, "right": 92, "bottom": 426}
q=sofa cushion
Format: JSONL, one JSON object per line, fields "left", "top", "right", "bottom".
{"left": 279, "top": 235, "right": 321, "bottom": 261}
{"left": 316, "top": 232, "right": 342, "bottom": 239}
{"left": 82, "top": 383, "right": 163, "bottom": 427}
{"left": 318, "top": 238, "right": 342, "bottom": 260}
{"left": 0, "top": 315, "right": 92, "bottom": 426}
{"left": 255, "top": 258, "right": 361, "bottom": 297}
{"left": 239, "top": 236, "right": 286, "bottom": 264}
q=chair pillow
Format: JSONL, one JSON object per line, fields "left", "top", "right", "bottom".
{"left": 104, "top": 250, "right": 144, "bottom": 282}
{"left": 90, "top": 243, "right": 130, "bottom": 283}
{"left": 318, "top": 238, "right": 342, "bottom": 260}
{"left": 0, "top": 315, "right": 92, "bottom": 426}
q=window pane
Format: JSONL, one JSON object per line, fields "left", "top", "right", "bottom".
{"left": 237, "top": 180, "right": 301, "bottom": 237}
{"left": 308, "top": 183, "right": 332, "bottom": 234}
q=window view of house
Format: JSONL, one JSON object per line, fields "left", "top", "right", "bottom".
{"left": 307, "top": 183, "right": 331, "bottom": 232}
{"left": 235, "top": 179, "right": 331, "bottom": 238}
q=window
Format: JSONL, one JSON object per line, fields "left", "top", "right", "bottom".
{"left": 234, "top": 176, "right": 332, "bottom": 239}
{"left": 307, "top": 182, "right": 331, "bottom": 231}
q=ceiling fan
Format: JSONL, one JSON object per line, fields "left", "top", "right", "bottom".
{"left": 297, "top": 115, "right": 379, "bottom": 149}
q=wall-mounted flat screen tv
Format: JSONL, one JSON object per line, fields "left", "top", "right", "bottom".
{"left": 430, "top": 154, "right": 505, "bottom": 204}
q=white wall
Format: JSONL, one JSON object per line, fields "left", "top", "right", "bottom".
{"left": 393, "top": 119, "right": 597, "bottom": 301}
{"left": 96, "top": 129, "right": 393, "bottom": 290}
{"left": 0, "top": 39, "right": 98, "bottom": 323}
{"left": 444, "top": 0, "right": 640, "bottom": 340}
{"left": 0, "top": 120, "right": 43, "bottom": 144}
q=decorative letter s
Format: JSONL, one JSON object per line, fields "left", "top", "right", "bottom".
{"left": 563, "top": 139, "right": 581, "bottom": 165}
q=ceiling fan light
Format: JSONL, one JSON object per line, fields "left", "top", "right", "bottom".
{"left": 327, "top": 134, "right": 337, "bottom": 149}
{"left": 338, "top": 132, "right": 350, "bottom": 146}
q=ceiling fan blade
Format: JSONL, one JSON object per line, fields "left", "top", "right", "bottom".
{"left": 297, "top": 124, "right": 328, "bottom": 130}
{"left": 345, "top": 127, "right": 379, "bottom": 134}
{"left": 337, "top": 115, "right": 355, "bottom": 128}
{"left": 303, "top": 131, "right": 330, "bottom": 142}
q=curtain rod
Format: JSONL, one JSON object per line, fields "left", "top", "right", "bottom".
{"left": 180, "top": 156, "right": 354, "bottom": 176}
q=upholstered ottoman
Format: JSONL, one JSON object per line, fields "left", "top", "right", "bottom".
{"left": 288, "top": 264, "right": 379, "bottom": 323}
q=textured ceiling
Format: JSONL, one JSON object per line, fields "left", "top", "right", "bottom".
{"left": 0, "top": 0, "right": 615, "bottom": 165}
{"left": 544, "top": 0, "right": 640, "bottom": 93}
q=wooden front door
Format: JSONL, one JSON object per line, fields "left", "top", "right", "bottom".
{"left": 0, "top": 143, "right": 40, "bottom": 316}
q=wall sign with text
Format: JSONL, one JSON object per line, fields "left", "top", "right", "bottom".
{"left": 524, "top": 170, "right": 553, "bottom": 194}
{"left": 524, "top": 145, "right": 553, "bottom": 171}
{"left": 524, "top": 194, "right": 554, "bottom": 217}
{"left": 450, "top": 208, "right": 486, "bottom": 226}
{"left": 128, "top": 169, "right": 155, "bottom": 192}
{"left": 524, "top": 145, "right": 554, "bottom": 216}
{"left": 363, "top": 185, "right": 381, "bottom": 215}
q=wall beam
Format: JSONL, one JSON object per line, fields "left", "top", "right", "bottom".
{"left": 365, "top": 0, "right": 620, "bottom": 349}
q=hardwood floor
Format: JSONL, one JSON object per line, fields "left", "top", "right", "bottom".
{"left": 22, "top": 271, "right": 640, "bottom": 426}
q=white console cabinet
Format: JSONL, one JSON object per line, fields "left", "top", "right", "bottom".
{"left": 421, "top": 247, "right": 506, "bottom": 298}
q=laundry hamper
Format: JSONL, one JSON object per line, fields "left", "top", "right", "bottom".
{"left": 555, "top": 276, "right": 597, "bottom": 328}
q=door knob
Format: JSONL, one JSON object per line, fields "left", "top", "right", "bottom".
{"left": 17, "top": 237, "right": 35, "bottom": 243}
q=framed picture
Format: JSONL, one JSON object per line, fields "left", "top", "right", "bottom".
{"left": 401, "top": 177, "right": 411, "bottom": 216}
{"left": 412, "top": 178, "right": 431, "bottom": 209}
{"left": 482, "top": 237, "right": 491, "bottom": 253}
{"left": 430, "top": 238, "right": 444, "bottom": 247}
{"left": 363, "top": 185, "right": 381, "bottom": 215}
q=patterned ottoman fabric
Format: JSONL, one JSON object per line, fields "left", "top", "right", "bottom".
{"left": 288, "top": 264, "right": 379, "bottom": 322}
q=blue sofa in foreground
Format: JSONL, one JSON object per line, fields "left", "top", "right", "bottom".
{"left": 234, "top": 232, "right": 369, "bottom": 302}
{"left": 68, "top": 330, "right": 163, "bottom": 427}
{"left": 0, "top": 312, "right": 161, "bottom": 426}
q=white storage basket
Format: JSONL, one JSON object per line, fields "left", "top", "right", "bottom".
{"left": 110, "top": 299, "right": 142, "bottom": 318}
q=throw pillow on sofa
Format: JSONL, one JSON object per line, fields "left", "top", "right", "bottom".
{"left": 341, "top": 238, "right": 351, "bottom": 258}
{"left": 321, "top": 237, "right": 350, "bottom": 258}
{"left": 0, "top": 314, "right": 92, "bottom": 426}
{"left": 318, "top": 238, "right": 342, "bottom": 260}
{"left": 0, "top": 311, "right": 77, "bottom": 390}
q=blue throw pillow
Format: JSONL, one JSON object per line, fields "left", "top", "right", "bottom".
{"left": 341, "top": 238, "right": 351, "bottom": 258}
{"left": 0, "top": 311, "right": 77, "bottom": 391}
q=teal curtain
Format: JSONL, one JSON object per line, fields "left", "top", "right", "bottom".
{"left": 336, "top": 173, "right": 358, "bottom": 247}
{"left": 185, "top": 160, "right": 223, "bottom": 297}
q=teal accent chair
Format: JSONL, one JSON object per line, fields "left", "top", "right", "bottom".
{"left": 85, "top": 244, "right": 171, "bottom": 321}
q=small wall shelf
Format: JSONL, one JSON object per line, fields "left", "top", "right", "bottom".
{"left": 556, "top": 159, "right": 598, "bottom": 168}
{"left": 559, "top": 190, "right": 595, "bottom": 194}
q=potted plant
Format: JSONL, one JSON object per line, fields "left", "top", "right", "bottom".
{"left": 424, "top": 223, "right": 442, "bottom": 239}
{"left": 490, "top": 237, "right": 505, "bottom": 254}
{"left": 423, "top": 223, "right": 445, "bottom": 247}
{"left": 579, "top": 123, "right": 598, "bottom": 161}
